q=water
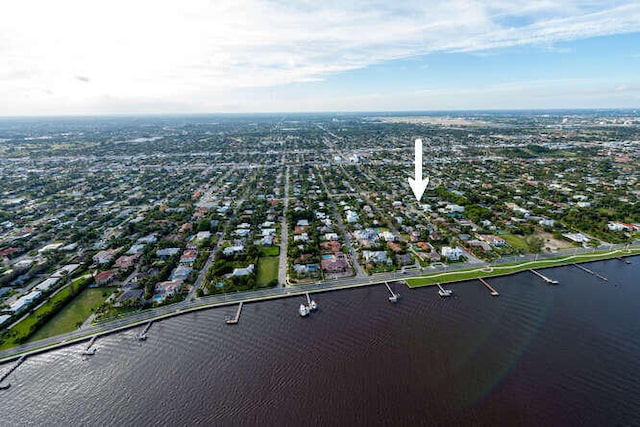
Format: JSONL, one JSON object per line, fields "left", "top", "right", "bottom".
{"left": 1, "top": 257, "right": 639, "bottom": 426}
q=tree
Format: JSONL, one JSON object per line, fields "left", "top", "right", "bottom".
{"left": 526, "top": 235, "right": 544, "bottom": 253}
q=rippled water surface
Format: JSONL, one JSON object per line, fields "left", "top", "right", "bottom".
{"left": 1, "top": 257, "right": 639, "bottom": 426}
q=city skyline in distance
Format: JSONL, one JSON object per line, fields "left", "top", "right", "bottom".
{"left": 2, "top": 0, "right": 640, "bottom": 116}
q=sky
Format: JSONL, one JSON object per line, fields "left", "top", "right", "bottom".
{"left": 1, "top": 0, "right": 640, "bottom": 115}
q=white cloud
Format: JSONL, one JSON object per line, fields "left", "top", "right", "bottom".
{"left": 1, "top": 0, "right": 640, "bottom": 114}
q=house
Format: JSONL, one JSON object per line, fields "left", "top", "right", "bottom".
{"left": 362, "top": 250, "right": 391, "bottom": 265}
{"left": 478, "top": 234, "right": 507, "bottom": 247}
{"left": 321, "top": 252, "right": 350, "bottom": 274}
{"left": 378, "top": 231, "right": 396, "bottom": 242}
{"left": 294, "top": 233, "right": 309, "bottom": 243}
{"left": 113, "top": 254, "right": 141, "bottom": 270}
{"left": 34, "top": 277, "right": 60, "bottom": 292}
{"left": 157, "top": 247, "right": 180, "bottom": 258}
{"left": 170, "top": 265, "right": 192, "bottom": 281}
{"left": 441, "top": 246, "right": 464, "bottom": 261}
{"left": 7, "top": 291, "right": 42, "bottom": 313}
{"left": 235, "top": 228, "right": 251, "bottom": 237}
{"left": 227, "top": 264, "right": 255, "bottom": 278}
{"left": 93, "top": 250, "right": 115, "bottom": 264}
{"left": 468, "top": 240, "right": 492, "bottom": 252}
{"left": 445, "top": 204, "right": 465, "bottom": 213}
{"left": 345, "top": 210, "right": 359, "bottom": 223}
{"left": 223, "top": 245, "right": 245, "bottom": 256}
{"left": 324, "top": 233, "right": 340, "bottom": 241}
{"left": 155, "top": 280, "right": 183, "bottom": 296}
{"left": 180, "top": 250, "right": 198, "bottom": 264}
{"left": 95, "top": 270, "right": 118, "bottom": 286}
{"left": 127, "top": 244, "right": 146, "bottom": 255}
{"left": 396, "top": 253, "right": 413, "bottom": 266}
{"left": 387, "top": 241, "right": 402, "bottom": 252}
{"left": 196, "top": 231, "right": 211, "bottom": 241}
{"left": 320, "top": 241, "right": 341, "bottom": 252}
{"left": 293, "top": 263, "right": 320, "bottom": 278}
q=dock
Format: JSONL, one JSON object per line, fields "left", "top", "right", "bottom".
{"left": 384, "top": 282, "right": 399, "bottom": 302}
{"left": 0, "top": 355, "right": 26, "bottom": 384}
{"left": 573, "top": 263, "right": 608, "bottom": 281}
{"left": 82, "top": 335, "right": 98, "bottom": 355}
{"left": 137, "top": 321, "right": 152, "bottom": 340}
{"left": 86, "top": 335, "right": 97, "bottom": 350}
{"left": 225, "top": 302, "right": 243, "bottom": 324}
{"left": 437, "top": 283, "right": 453, "bottom": 297}
{"left": 478, "top": 278, "right": 499, "bottom": 296}
{"left": 529, "top": 269, "right": 558, "bottom": 284}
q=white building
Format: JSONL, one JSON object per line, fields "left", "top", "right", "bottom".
{"left": 441, "top": 246, "right": 464, "bottom": 261}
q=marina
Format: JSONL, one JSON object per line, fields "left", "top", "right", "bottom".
{"left": 573, "top": 263, "right": 608, "bottom": 281}
{"left": 478, "top": 278, "right": 500, "bottom": 296}
{"left": 225, "top": 302, "right": 243, "bottom": 325}
{"left": 529, "top": 269, "right": 559, "bottom": 284}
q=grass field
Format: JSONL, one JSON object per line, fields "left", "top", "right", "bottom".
{"left": 259, "top": 246, "right": 280, "bottom": 257}
{"left": 406, "top": 247, "right": 640, "bottom": 288}
{"left": 0, "top": 276, "right": 91, "bottom": 350}
{"left": 27, "top": 287, "right": 114, "bottom": 342}
{"left": 256, "top": 257, "right": 279, "bottom": 285}
{"left": 502, "top": 233, "right": 529, "bottom": 251}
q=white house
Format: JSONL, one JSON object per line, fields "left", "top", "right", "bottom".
{"left": 441, "top": 246, "right": 464, "bottom": 261}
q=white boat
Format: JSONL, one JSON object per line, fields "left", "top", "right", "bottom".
{"left": 438, "top": 289, "right": 453, "bottom": 297}
{"left": 137, "top": 333, "right": 147, "bottom": 341}
{"left": 309, "top": 300, "right": 318, "bottom": 311}
{"left": 82, "top": 347, "right": 97, "bottom": 355}
{"left": 388, "top": 294, "right": 398, "bottom": 303}
{"left": 299, "top": 304, "right": 310, "bottom": 317}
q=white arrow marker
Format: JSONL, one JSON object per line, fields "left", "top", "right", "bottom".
{"left": 408, "top": 138, "right": 429, "bottom": 202}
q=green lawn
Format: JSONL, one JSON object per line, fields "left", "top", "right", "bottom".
{"left": 406, "top": 247, "right": 640, "bottom": 288}
{"left": 256, "top": 257, "right": 279, "bottom": 285}
{"left": 502, "top": 233, "right": 528, "bottom": 251}
{"left": 0, "top": 276, "right": 91, "bottom": 350}
{"left": 259, "top": 246, "right": 280, "bottom": 257}
{"left": 27, "top": 287, "right": 114, "bottom": 342}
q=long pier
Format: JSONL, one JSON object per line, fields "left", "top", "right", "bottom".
{"left": 573, "top": 263, "right": 608, "bottom": 281}
{"left": 529, "top": 269, "right": 558, "bottom": 284}
{"left": 225, "top": 302, "right": 243, "bottom": 325}
{"left": 0, "top": 355, "right": 26, "bottom": 385}
{"left": 137, "top": 321, "right": 152, "bottom": 340}
{"left": 478, "top": 278, "right": 499, "bottom": 296}
{"left": 384, "top": 282, "right": 399, "bottom": 302}
{"left": 86, "top": 335, "right": 97, "bottom": 350}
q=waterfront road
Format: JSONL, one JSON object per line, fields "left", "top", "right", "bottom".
{"left": 1, "top": 243, "right": 637, "bottom": 363}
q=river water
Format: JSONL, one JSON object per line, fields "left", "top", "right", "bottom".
{"left": 1, "top": 257, "right": 639, "bottom": 426}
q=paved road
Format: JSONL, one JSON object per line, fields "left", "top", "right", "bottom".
{"left": 278, "top": 165, "right": 290, "bottom": 287}
{"left": 317, "top": 169, "right": 367, "bottom": 278}
{"left": 2, "top": 242, "right": 636, "bottom": 363}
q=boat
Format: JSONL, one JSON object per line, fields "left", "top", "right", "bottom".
{"left": 309, "top": 300, "right": 318, "bottom": 311}
{"left": 137, "top": 333, "right": 147, "bottom": 341}
{"left": 438, "top": 289, "right": 453, "bottom": 297}
{"left": 299, "top": 304, "right": 310, "bottom": 317}
{"left": 0, "top": 383, "right": 10, "bottom": 390}
{"left": 82, "top": 347, "right": 97, "bottom": 356}
{"left": 388, "top": 294, "right": 398, "bottom": 303}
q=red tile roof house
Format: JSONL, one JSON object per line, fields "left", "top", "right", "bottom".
{"left": 180, "top": 250, "right": 198, "bottom": 264}
{"left": 95, "top": 270, "right": 118, "bottom": 286}
{"left": 113, "top": 253, "right": 141, "bottom": 270}
{"left": 321, "top": 252, "right": 350, "bottom": 274}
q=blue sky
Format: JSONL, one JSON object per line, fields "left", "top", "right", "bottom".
{"left": 1, "top": 1, "right": 640, "bottom": 115}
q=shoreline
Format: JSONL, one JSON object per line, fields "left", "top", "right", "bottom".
{"left": 1, "top": 247, "right": 638, "bottom": 365}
